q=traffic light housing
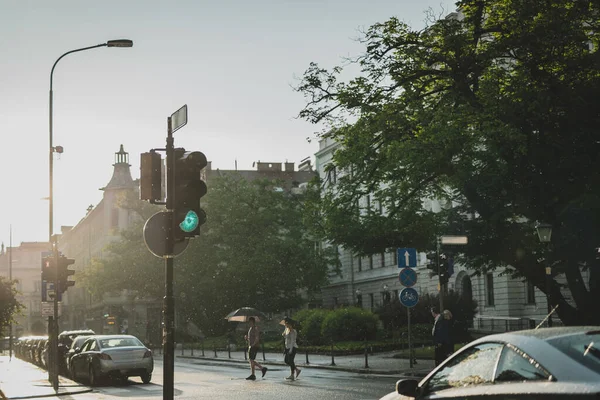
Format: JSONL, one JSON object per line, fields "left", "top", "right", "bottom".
{"left": 57, "top": 255, "right": 76, "bottom": 294}
{"left": 439, "top": 253, "right": 451, "bottom": 284}
{"left": 426, "top": 252, "right": 437, "bottom": 278}
{"left": 173, "top": 149, "right": 208, "bottom": 241}
{"left": 140, "top": 151, "right": 163, "bottom": 202}
{"left": 41, "top": 255, "right": 55, "bottom": 282}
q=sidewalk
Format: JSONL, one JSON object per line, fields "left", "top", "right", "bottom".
{"left": 0, "top": 355, "right": 92, "bottom": 399}
{"left": 170, "top": 348, "right": 435, "bottom": 377}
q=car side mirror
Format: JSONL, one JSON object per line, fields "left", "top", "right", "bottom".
{"left": 74, "top": 347, "right": 81, "bottom": 353}
{"left": 396, "top": 379, "right": 419, "bottom": 397}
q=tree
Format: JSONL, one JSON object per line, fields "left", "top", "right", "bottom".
{"left": 81, "top": 176, "right": 335, "bottom": 335}
{"left": 0, "top": 276, "right": 23, "bottom": 336}
{"left": 297, "top": 0, "right": 600, "bottom": 325}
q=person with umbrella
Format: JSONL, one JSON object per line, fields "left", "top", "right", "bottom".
{"left": 282, "top": 317, "right": 301, "bottom": 380}
{"left": 244, "top": 317, "right": 267, "bottom": 380}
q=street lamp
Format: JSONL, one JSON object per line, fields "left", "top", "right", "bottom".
{"left": 47, "top": 39, "right": 133, "bottom": 391}
{"left": 535, "top": 222, "right": 553, "bottom": 327}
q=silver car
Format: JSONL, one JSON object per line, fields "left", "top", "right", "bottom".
{"left": 70, "top": 335, "right": 153, "bottom": 386}
{"left": 382, "top": 326, "right": 600, "bottom": 400}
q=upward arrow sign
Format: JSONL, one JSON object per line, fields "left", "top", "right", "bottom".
{"left": 405, "top": 251, "right": 410, "bottom": 267}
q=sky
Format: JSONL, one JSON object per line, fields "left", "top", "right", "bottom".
{"left": 1, "top": 0, "right": 456, "bottom": 245}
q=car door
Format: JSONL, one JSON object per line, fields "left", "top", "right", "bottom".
{"left": 71, "top": 339, "right": 93, "bottom": 380}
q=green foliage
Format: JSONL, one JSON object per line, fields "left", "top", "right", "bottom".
{"left": 0, "top": 276, "right": 23, "bottom": 336}
{"left": 294, "top": 308, "right": 329, "bottom": 345}
{"left": 81, "top": 177, "right": 334, "bottom": 337}
{"left": 376, "top": 290, "right": 477, "bottom": 343}
{"left": 297, "top": 0, "right": 600, "bottom": 325}
{"left": 321, "top": 307, "right": 378, "bottom": 342}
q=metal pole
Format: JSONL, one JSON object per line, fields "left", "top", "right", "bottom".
{"left": 408, "top": 307, "right": 413, "bottom": 369}
{"left": 8, "top": 225, "right": 12, "bottom": 360}
{"left": 437, "top": 237, "right": 444, "bottom": 311}
{"left": 163, "top": 117, "right": 175, "bottom": 400}
{"left": 546, "top": 267, "right": 553, "bottom": 327}
{"left": 363, "top": 336, "right": 369, "bottom": 369}
{"left": 52, "top": 237, "right": 59, "bottom": 391}
{"left": 330, "top": 338, "right": 336, "bottom": 366}
{"left": 305, "top": 349, "right": 309, "bottom": 365}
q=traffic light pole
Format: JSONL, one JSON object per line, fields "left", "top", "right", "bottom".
{"left": 163, "top": 117, "right": 176, "bottom": 400}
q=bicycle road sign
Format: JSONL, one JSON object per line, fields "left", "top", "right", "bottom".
{"left": 399, "top": 267, "right": 417, "bottom": 287}
{"left": 399, "top": 287, "right": 419, "bottom": 308}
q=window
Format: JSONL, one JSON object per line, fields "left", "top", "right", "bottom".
{"left": 424, "top": 342, "right": 504, "bottom": 394}
{"left": 369, "top": 255, "right": 374, "bottom": 270}
{"left": 378, "top": 200, "right": 383, "bottom": 214}
{"left": 526, "top": 281, "right": 536, "bottom": 304}
{"left": 380, "top": 252, "right": 385, "bottom": 267}
{"left": 369, "top": 293, "right": 375, "bottom": 311}
{"left": 393, "top": 249, "right": 398, "bottom": 266}
{"left": 357, "top": 256, "right": 362, "bottom": 272}
{"left": 366, "top": 195, "right": 371, "bottom": 210}
{"left": 111, "top": 208, "right": 119, "bottom": 228}
{"left": 486, "top": 273, "right": 495, "bottom": 306}
{"left": 547, "top": 331, "right": 600, "bottom": 375}
{"left": 494, "top": 343, "right": 551, "bottom": 382}
{"left": 333, "top": 297, "right": 338, "bottom": 307}
{"left": 356, "top": 295, "right": 363, "bottom": 308}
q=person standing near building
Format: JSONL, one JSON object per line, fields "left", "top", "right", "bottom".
{"left": 431, "top": 306, "right": 450, "bottom": 366}
{"left": 282, "top": 317, "right": 301, "bottom": 380}
{"left": 244, "top": 317, "right": 267, "bottom": 380}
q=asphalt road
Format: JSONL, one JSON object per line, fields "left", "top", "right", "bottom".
{"left": 58, "top": 358, "right": 400, "bottom": 400}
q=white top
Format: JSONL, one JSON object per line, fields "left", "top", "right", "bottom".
{"left": 283, "top": 328, "right": 298, "bottom": 350}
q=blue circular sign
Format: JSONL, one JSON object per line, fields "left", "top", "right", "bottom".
{"left": 399, "top": 267, "right": 417, "bottom": 287}
{"left": 399, "top": 288, "right": 419, "bottom": 308}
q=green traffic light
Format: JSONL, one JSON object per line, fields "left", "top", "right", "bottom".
{"left": 179, "top": 210, "right": 199, "bottom": 233}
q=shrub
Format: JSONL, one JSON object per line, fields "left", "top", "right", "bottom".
{"left": 321, "top": 307, "right": 378, "bottom": 341}
{"left": 294, "top": 309, "right": 329, "bottom": 345}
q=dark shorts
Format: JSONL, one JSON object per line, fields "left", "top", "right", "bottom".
{"left": 248, "top": 346, "right": 258, "bottom": 361}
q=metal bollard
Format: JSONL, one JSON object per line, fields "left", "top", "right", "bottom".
{"left": 262, "top": 343, "right": 266, "bottom": 361}
{"left": 330, "top": 340, "right": 336, "bottom": 366}
{"left": 182, "top": 340, "right": 184, "bottom": 356}
{"left": 305, "top": 349, "right": 310, "bottom": 365}
{"left": 191, "top": 342, "right": 194, "bottom": 357}
{"left": 201, "top": 340, "right": 205, "bottom": 357}
{"left": 364, "top": 337, "right": 369, "bottom": 369}
{"left": 228, "top": 339, "right": 231, "bottom": 359}
{"left": 214, "top": 345, "right": 218, "bottom": 358}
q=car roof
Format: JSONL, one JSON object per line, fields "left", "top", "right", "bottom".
{"left": 59, "top": 330, "right": 95, "bottom": 337}
{"left": 88, "top": 335, "right": 140, "bottom": 340}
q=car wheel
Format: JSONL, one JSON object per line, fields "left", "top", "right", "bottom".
{"left": 89, "top": 365, "right": 100, "bottom": 387}
{"left": 141, "top": 372, "right": 151, "bottom": 384}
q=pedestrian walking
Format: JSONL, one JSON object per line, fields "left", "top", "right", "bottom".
{"left": 282, "top": 317, "right": 301, "bottom": 380}
{"left": 431, "top": 306, "right": 450, "bottom": 366}
{"left": 244, "top": 317, "right": 267, "bottom": 380}
{"left": 443, "top": 309, "right": 454, "bottom": 359}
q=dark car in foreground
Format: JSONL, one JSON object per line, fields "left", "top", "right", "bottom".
{"left": 381, "top": 326, "right": 600, "bottom": 400}
{"left": 70, "top": 335, "right": 153, "bottom": 386}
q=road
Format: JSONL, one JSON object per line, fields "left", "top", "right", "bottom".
{"left": 60, "top": 358, "right": 399, "bottom": 400}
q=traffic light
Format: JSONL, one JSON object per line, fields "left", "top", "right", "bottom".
{"left": 426, "top": 252, "right": 437, "bottom": 277}
{"left": 57, "top": 255, "right": 75, "bottom": 294}
{"left": 140, "top": 151, "right": 163, "bottom": 202}
{"left": 439, "top": 253, "right": 451, "bottom": 284}
{"left": 172, "top": 149, "right": 208, "bottom": 241}
{"left": 41, "top": 255, "right": 55, "bottom": 282}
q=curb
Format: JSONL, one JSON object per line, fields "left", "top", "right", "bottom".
{"left": 176, "top": 355, "right": 430, "bottom": 378}
{"left": 6, "top": 387, "right": 93, "bottom": 400}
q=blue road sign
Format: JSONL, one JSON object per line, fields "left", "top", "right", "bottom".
{"left": 399, "top": 287, "right": 419, "bottom": 308}
{"left": 399, "top": 267, "right": 418, "bottom": 287}
{"left": 397, "top": 248, "right": 417, "bottom": 268}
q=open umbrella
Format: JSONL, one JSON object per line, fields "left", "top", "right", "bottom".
{"left": 279, "top": 316, "right": 298, "bottom": 327}
{"left": 225, "top": 307, "right": 267, "bottom": 322}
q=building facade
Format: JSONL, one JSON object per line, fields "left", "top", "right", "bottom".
{"left": 0, "top": 241, "right": 50, "bottom": 336}
{"left": 314, "top": 137, "right": 555, "bottom": 330}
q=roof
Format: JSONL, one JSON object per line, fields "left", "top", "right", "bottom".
{"left": 491, "top": 326, "right": 600, "bottom": 341}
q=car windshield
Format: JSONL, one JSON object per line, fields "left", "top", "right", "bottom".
{"left": 547, "top": 333, "right": 600, "bottom": 375}
{"left": 98, "top": 337, "right": 143, "bottom": 349}
{"left": 70, "top": 336, "right": 89, "bottom": 350}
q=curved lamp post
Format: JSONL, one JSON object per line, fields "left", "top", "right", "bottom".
{"left": 47, "top": 39, "right": 133, "bottom": 391}
{"left": 535, "top": 222, "right": 553, "bottom": 327}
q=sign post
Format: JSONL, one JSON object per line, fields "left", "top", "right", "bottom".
{"left": 397, "top": 247, "right": 419, "bottom": 368}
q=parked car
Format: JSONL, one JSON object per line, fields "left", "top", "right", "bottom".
{"left": 381, "top": 326, "right": 600, "bottom": 400}
{"left": 58, "top": 330, "right": 95, "bottom": 374}
{"left": 65, "top": 335, "right": 92, "bottom": 377}
{"left": 70, "top": 335, "right": 153, "bottom": 386}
